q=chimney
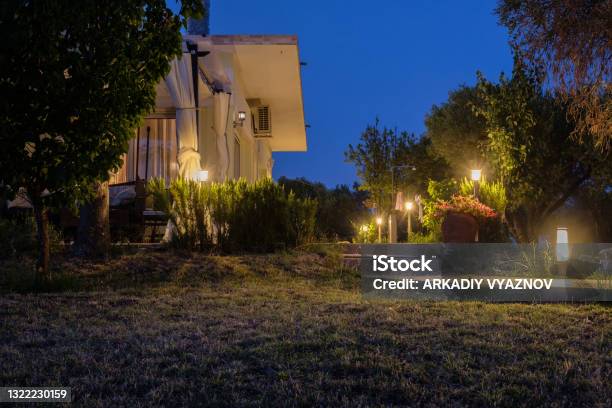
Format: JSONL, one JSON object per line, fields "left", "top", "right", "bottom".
{"left": 187, "top": 0, "right": 210, "bottom": 36}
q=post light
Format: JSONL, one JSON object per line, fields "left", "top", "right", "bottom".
{"left": 405, "top": 201, "right": 413, "bottom": 240}
{"left": 233, "top": 111, "right": 247, "bottom": 127}
{"left": 470, "top": 169, "right": 482, "bottom": 198}
{"left": 196, "top": 170, "right": 209, "bottom": 182}
{"left": 390, "top": 164, "right": 417, "bottom": 243}
{"left": 376, "top": 217, "right": 383, "bottom": 243}
{"left": 556, "top": 227, "right": 569, "bottom": 262}
{"left": 470, "top": 169, "right": 482, "bottom": 181}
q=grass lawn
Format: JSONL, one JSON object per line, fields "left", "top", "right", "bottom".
{"left": 0, "top": 248, "right": 610, "bottom": 407}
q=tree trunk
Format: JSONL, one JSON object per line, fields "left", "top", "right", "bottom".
{"left": 505, "top": 207, "right": 536, "bottom": 243}
{"left": 33, "top": 203, "right": 50, "bottom": 281}
{"left": 74, "top": 181, "right": 110, "bottom": 258}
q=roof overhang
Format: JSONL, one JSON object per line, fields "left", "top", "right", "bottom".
{"left": 190, "top": 35, "right": 307, "bottom": 152}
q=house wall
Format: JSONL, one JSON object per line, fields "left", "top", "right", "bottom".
{"left": 199, "top": 100, "right": 217, "bottom": 179}
{"left": 110, "top": 117, "right": 177, "bottom": 184}
{"left": 256, "top": 139, "right": 273, "bottom": 179}
{"left": 111, "top": 42, "right": 278, "bottom": 186}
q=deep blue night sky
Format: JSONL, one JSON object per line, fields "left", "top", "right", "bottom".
{"left": 175, "top": 1, "right": 513, "bottom": 187}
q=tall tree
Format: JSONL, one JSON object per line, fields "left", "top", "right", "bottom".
{"left": 425, "top": 86, "right": 491, "bottom": 178}
{"left": 496, "top": 0, "right": 611, "bottom": 148}
{"left": 474, "top": 61, "right": 611, "bottom": 242}
{"left": 278, "top": 177, "right": 370, "bottom": 241}
{"left": 345, "top": 120, "right": 450, "bottom": 215}
{"left": 0, "top": 0, "right": 204, "bottom": 279}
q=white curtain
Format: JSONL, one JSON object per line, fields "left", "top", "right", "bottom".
{"left": 109, "top": 119, "right": 178, "bottom": 185}
{"left": 165, "top": 55, "right": 200, "bottom": 179}
{"left": 213, "top": 92, "right": 230, "bottom": 181}
{"left": 136, "top": 119, "right": 178, "bottom": 183}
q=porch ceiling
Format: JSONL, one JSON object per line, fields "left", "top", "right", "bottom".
{"left": 230, "top": 41, "right": 306, "bottom": 151}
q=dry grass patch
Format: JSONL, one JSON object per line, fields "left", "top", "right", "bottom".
{"left": 0, "top": 249, "right": 610, "bottom": 406}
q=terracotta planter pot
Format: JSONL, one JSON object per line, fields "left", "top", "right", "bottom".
{"left": 442, "top": 212, "right": 478, "bottom": 243}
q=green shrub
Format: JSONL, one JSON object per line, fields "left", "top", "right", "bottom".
{"left": 353, "top": 219, "right": 378, "bottom": 243}
{"left": 459, "top": 177, "right": 507, "bottom": 214}
{"left": 420, "top": 179, "right": 459, "bottom": 241}
{"left": 148, "top": 177, "right": 212, "bottom": 251}
{"left": 288, "top": 192, "right": 317, "bottom": 247}
{"left": 408, "top": 232, "right": 438, "bottom": 243}
{"left": 148, "top": 178, "right": 317, "bottom": 253}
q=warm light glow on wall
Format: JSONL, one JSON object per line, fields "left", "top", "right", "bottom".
{"left": 196, "top": 170, "right": 209, "bottom": 182}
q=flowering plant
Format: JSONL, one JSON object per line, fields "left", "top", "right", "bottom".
{"left": 434, "top": 195, "right": 497, "bottom": 219}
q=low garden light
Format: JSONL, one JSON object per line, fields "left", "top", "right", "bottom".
{"left": 376, "top": 217, "right": 383, "bottom": 243}
{"left": 470, "top": 169, "right": 482, "bottom": 199}
{"left": 556, "top": 227, "right": 570, "bottom": 262}
{"left": 405, "top": 201, "right": 413, "bottom": 240}
{"left": 470, "top": 169, "right": 482, "bottom": 181}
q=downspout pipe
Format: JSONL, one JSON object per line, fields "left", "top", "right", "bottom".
{"left": 186, "top": 43, "right": 210, "bottom": 152}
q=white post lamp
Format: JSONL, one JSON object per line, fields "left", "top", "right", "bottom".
{"left": 556, "top": 227, "right": 569, "bottom": 262}
{"left": 376, "top": 217, "right": 383, "bottom": 243}
{"left": 470, "top": 169, "right": 482, "bottom": 198}
{"left": 405, "top": 201, "right": 413, "bottom": 240}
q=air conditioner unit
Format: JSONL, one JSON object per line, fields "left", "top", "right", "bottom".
{"left": 253, "top": 105, "right": 272, "bottom": 137}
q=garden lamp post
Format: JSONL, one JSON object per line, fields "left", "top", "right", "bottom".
{"left": 556, "top": 227, "right": 569, "bottom": 262}
{"left": 391, "top": 164, "right": 417, "bottom": 207}
{"left": 405, "top": 201, "right": 413, "bottom": 241}
{"left": 376, "top": 217, "right": 383, "bottom": 243}
{"left": 390, "top": 164, "right": 416, "bottom": 243}
{"left": 556, "top": 227, "right": 570, "bottom": 276}
{"left": 471, "top": 169, "right": 482, "bottom": 199}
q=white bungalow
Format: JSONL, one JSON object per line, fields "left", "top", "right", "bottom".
{"left": 5, "top": 5, "right": 307, "bottom": 241}
{"left": 111, "top": 21, "right": 307, "bottom": 186}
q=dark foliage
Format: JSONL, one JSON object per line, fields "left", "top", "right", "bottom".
{"left": 278, "top": 177, "right": 370, "bottom": 241}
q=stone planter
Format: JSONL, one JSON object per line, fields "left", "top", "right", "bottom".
{"left": 442, "top": 212, "right": 478, "bottom": 243}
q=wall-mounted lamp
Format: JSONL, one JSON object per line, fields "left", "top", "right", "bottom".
{"left": 233, "top": 111, "right": 247, "bottom": 128}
